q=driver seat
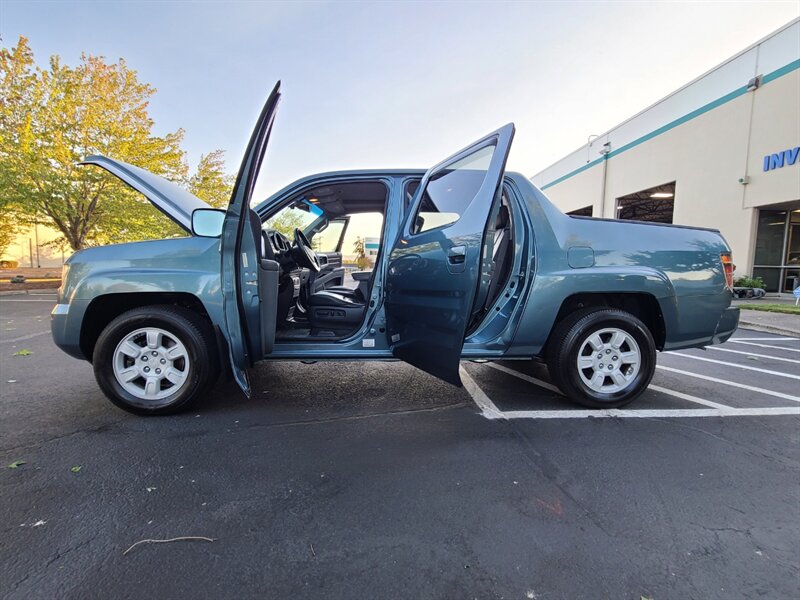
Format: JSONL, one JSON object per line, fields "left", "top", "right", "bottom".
{"left": 307, "top": 288, "right": 366, "bottom": 333}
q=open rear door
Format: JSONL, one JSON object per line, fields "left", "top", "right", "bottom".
{"left": 384, "top": 123, "right": 514, "bottom": 386}
{"left": 220, "top": 82, "right": 281, "bottom": 395}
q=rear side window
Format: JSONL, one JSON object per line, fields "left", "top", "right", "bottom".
{"left": 411, "top": 144, "right": 495, "bottom": 234}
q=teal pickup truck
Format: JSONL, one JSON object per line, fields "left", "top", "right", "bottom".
{"left": 51, "top": 83, "right": 739, "bottom": 415}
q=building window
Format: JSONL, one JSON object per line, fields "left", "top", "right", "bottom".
{"left": 567, "top": 205, "right": 593, "bottom": 217}
{"left": 615, "top": 182, "right": 675, "bottom": 223}
{"left": 753, "top": 207, "right": 800, "bottom": 293}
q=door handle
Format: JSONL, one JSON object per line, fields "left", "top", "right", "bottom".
{"left": 447, "top": 245, "right": 466, "bottom": 264}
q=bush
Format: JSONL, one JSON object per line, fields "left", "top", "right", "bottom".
{"left": 734, "top": 275, "right": 765, "bottom": 289}
{"left": 0, "top": 260, "right": 19, "bottom": 269}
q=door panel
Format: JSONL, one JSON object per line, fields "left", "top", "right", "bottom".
{"left": 384, "top": 124, "right": 515, "bottom": 386}
{"left": 220, "top": 82, "right": 281, "bottom": 395}
{"left": 312, "top": 255, "right": 345, "bottom": 292}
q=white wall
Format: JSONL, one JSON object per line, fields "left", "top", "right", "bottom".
{"left": 533, "top": 19, "right": 800, "bottom": 277}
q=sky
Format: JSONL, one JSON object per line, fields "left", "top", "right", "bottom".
{"left": 2, "top": 0, "right": 799, "bottom": 201}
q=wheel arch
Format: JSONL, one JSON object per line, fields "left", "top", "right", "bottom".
{"left": 80, "top": 292, "right": 215, "bottom": 363}
{"left": 545, "top": 292, "right": 667, "bottom": 356}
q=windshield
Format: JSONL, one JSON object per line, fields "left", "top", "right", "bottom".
{"left": 263, "top": 199, "right": 323, "bottom": 238}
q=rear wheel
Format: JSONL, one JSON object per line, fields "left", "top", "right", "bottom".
{"left": 547, "top": 308, "right": 656, "bottom": 409}
{"left": 93, "top": 306, "right": 217, "bottom": 415}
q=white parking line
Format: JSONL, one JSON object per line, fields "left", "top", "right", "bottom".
{"left": 707, "top": 346, "right": 800, "bottom": 364}
{"left": 461, "top": 363, "right": 800, "bottom": 419}
{"left": 667, "top": 352, "right": 800, "bottom": 380}
{"left": 486, "top": 361, "right": 734, "bottom": 410}
{"left": 484, "top": 362, "right": 560, "bottom": 393}
{"left": 727, "top": 340, "right": 800, "bottom": 353}
{"left": 502, "top": 407, "right": 800, "bottom": 419}
{"left": 646, "top": 384, "right": 733, "bottom": 410}
{"left": 657, "top": 365, "right": 800, "bottom": 402}
{"left": 459, "top": 360, "right": 800, "bottom": 421}
{"left": 459, "top": 366, "right": 504, "bottom": 419}
{"left": 730, "top": 337, "right": 799, "bottom": 341}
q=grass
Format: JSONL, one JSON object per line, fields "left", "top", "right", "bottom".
{"left": 739, "top": 303, "right": 800, "bottom": 315}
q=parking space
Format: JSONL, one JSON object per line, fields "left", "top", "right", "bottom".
{"left": 1, "top": 294, "right": 799, "bottom": 599}
{"left": 460, "top": 330, "right": 800, "bottom": 419}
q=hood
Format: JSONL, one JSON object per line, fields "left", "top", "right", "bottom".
{"left": 79, "top": 155, "right": 211, "bottom": 232}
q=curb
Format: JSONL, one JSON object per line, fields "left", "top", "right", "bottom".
{"left": 737, "top": 319, "right": 800, "bottom": 338}
{"left": 0, "top": 290, "right": 59, "bottom": 297}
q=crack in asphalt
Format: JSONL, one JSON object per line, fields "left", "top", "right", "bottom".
{"left": 641, "top": 416, "right": 800, "bottom": 469}
{"left": 0, "top": 420, "right": 126, "bottom": 455}
{"left": 0, "top": 402, "right": 469, "bottom": 456}
{"left": 503, "top": 418, "right": 614, "bottom": 537}
{"left": 206, "top": 401, "right": 470, "bottom": 432}
{"left": 8, "top": 535, "right": 98, "bottom": 596}
{"left": 0, "top": 330, "right": 51, "bottom": 344}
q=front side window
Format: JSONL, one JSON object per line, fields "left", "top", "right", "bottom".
{"left": 411, "top": 143, "right": 495, "bottom": 234}
{"left": 310, "top": 220, "right": 346, "bottom": 253}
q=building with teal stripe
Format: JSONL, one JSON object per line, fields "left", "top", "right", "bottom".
{"left": 532, "top": 19, "right": 800, "bottom": 295}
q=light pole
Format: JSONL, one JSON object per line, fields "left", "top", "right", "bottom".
{"left": 34, "top": 223, "right": 41, "bottom": 268}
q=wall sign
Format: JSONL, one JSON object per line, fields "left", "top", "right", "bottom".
{"left": 763, "top": 146, "right": 800, "bottom": 171}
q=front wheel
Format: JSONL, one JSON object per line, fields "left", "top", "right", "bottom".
{"left": 92, "top": 306, "right": 218, "bottom": 415}
{"left": 547, "top": 308, "right": 656, "bottom": 409}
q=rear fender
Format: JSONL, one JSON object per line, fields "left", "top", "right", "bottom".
{"left": 509, "top": 266, "right": 677, "bottom": 356}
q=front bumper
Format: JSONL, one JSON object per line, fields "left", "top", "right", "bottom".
{"left": 51, "top": 302, "right": 86, "bottom": 360}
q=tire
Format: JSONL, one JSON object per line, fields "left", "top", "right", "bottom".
{"left": 547, "top": 308, "right": 656, "bottom": 409}
{"left": 92, "top": 305, "right": 218, "bottom": 415}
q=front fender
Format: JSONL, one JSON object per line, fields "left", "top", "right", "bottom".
{"left": 52, "top": 269, "right": 225, "bottom": 361}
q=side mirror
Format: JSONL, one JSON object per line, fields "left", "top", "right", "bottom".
{"left": 191, "top": 208, "right": 226, "bottom": 238}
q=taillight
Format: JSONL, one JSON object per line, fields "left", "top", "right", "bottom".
{"left": 720, "top": 253, "right": 734, "bottom": 289}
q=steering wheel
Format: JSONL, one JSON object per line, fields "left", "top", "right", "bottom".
{"left": 292, "top": 228, "right": 321, "bottom": 272}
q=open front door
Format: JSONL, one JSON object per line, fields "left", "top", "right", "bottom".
{"left": 384, "top": 123, "right": 514, "bottom": 386}
{"left": 221, "top": 82, "right": 281, "bottom": 395}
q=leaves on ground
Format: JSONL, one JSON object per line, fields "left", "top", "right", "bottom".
{"left": 12, "top": 348, "right": 32, "bottom": 356}
{"left": 70, "top": 466, "right": 82, "bottom": 473}
{"left": 7, "top": 460, "right": 26, "bottom": 469}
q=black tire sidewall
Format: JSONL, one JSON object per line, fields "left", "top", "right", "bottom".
{"left": 551, "top": 310, "right": 656, "bottom": 408}
{"left": 93, "top": 307, "right": 214, "bottom": 415}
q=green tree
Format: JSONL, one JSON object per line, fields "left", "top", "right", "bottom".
{"left": 0, "top": 36, "right": 188, "bottom": 250}
{"left": 188, "top": 150, "right": 234, "bottom": 208}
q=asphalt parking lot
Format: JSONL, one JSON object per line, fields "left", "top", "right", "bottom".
{"left": 1, "top": 293, "right": 798, "bottom": 600}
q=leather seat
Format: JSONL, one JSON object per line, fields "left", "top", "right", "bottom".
{"left": 308, "top": 290, "right": 365, "bottom": 309}
{"left": 323, "top": 285, "right": 364, "bottom": 302}
{"left": 307, "top": 289, "right": 366, "bottom": 331}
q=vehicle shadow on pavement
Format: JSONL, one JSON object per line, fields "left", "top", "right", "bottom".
{"left": 194, "top": 360, "right": 471, "bottom": 422}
